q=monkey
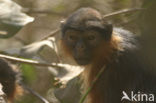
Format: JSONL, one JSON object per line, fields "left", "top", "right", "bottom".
{"left": 0, "top": 58, "right": 22, "bottom": 102}
{"left": 60, "top": 7, "right": 156, "bottom": 103}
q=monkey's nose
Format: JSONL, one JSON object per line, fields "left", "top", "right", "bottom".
{"left": 76, "top": 41, "right": 86, "bottom": 51}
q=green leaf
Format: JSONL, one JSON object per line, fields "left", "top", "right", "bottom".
{"left": 21, "top": 64, "right": 37, "bottom": 84}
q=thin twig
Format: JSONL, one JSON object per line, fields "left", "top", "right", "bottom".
{"left": 103, "top": 8, "right": 144, "bottom": 19}
{"left": 19, "top": 83, "right": 49, "bottom": 103}
{"left": 0, "top": 54, "right": 62, "bottom": 68}
{"left": 40, "top": 28, "right": 60, "bottom": 41}
{"left": 79, "top": 66, "right": 106, "bottom": 103}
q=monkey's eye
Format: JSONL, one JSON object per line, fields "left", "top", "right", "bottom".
{"left": 87, "top": 35, "right": 95, "bottom": 41}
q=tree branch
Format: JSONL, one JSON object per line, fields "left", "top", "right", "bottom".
{"left": 103, "top": 8, "right": 145, "bottom": 19}
{"left": 20, "top": 83, "right": 49, "bottom": 103}
{"left": 0, "top": 54, "right": 62, "bottom": 68}
{"left": 40, "top": 28, "right": 60, "bottom": 41}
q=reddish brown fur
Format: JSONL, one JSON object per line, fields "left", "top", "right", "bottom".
{"left": 59, "top": 39, "right": 75, "bottom": 61}
{"left": 83, "top": 34, "right": 122, "bottom": 103}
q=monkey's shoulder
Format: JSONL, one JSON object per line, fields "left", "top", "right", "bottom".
{"left": 112, "top": 28, "right": 156, "bottom": 78}
{"left": 113, "top": 27, "right": 138, "bottom": 52}
{"left": 112, "top": 28, "right": 145, "bottom": 71}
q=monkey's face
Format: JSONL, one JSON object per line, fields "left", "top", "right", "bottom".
{"left": 61, "top": 8, "right": 113, "bottom": 65}
{"left": 62, "top": 29, "right": 104, "bottom": 65}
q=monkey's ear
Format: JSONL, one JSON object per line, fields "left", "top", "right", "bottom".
{"left": 103, "top": 23, "right": 113, "bottom": 40}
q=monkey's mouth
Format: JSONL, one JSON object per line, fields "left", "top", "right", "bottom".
{"left": 75, "top": 57, "right": 90, "bottom": 65}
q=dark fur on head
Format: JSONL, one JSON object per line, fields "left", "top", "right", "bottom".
{"left": 61, "top": 7, "right": 113, "bottom": 40}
